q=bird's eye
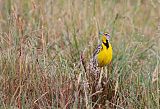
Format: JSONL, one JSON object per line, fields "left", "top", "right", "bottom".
{"left": 104, "top": 33, "right": 108, "bottom": 36}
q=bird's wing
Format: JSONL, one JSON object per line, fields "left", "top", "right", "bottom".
{"left": 93, "top": 44, "right": 102, "bottom": 57}
{"left": 88, "top": 44, "right": 102, "bottom": 74}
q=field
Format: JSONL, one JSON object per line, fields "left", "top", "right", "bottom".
{"left": 0, "top": 0, "right": 160, "bottom": 109}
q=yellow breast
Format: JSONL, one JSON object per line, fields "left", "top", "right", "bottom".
{"left": 97, "top": 43, "right": 112, "bottom": 67}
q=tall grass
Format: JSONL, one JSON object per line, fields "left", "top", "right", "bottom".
{"left": 0, "top": 0, "right": 160, "bottom": 108}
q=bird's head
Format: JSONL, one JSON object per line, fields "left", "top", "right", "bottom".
{"left": 99, "top": 32, "right": 110, "bottom": 43}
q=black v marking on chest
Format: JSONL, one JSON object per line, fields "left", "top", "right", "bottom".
{"left": 103, "top": 40, "right": 109, "bottom": 49}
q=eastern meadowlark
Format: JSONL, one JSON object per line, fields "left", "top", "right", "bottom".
{"left": 94, "top": 32, "right": 112, "bottom": 67}
{"left": 90, "top": 32, "right": 112, "bottom": 70}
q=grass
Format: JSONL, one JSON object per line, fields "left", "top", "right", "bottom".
{"left": 0, "top": 0, "right": 160, "bottom": 108}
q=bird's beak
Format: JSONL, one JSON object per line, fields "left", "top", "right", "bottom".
{"left": 99, "top": 32, "right": 103, "bottom": 36}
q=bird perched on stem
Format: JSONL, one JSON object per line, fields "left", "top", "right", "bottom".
{"left": 85, "top": 32, "right": 114, "bottom": 108}
{"left": 79, "top": 32, "right": 114, "bottom": 108}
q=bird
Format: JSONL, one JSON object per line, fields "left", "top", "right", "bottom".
{"left": 95, "top": 32, "right": 112, "bottom": 67}
{"left": 90, "top": 32, "right": 112, "bottom": 70}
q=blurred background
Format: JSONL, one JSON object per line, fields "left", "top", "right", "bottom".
{"left": 0, "top": 0, "right": 160, "bottom": 108}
